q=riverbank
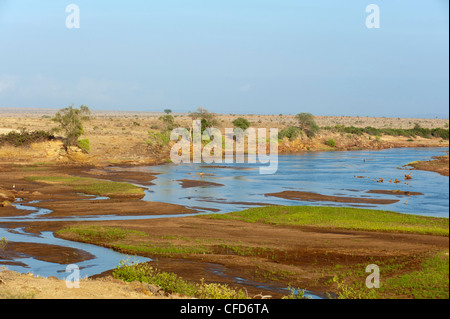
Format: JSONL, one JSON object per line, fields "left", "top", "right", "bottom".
{"left": 407, "top": 154, "right": 449, "bottom": 176}
{"left": 52, "top": 206, "right": 449, "bottom": 299}
{"left": 0, "top": 111, "right": 448, "bottom": 166}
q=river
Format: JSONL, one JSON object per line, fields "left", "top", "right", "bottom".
{"left": 0, "top": 147, "right": 448, "bottom": 297}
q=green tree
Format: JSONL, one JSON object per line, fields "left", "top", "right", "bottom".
{"left": 164, "top": 109, "right": 172, "bottom": 114}
{"left": 232, "top": 117, "right": 251, "bottom": 130}
{"left": 188, "top": 107, "right": 218, "bottom": 133}
{"left": 52, "top": 105, "right": 91, "bottom": 147}
{"left": 295, "top": 112, "right": 320, "bottom": 138}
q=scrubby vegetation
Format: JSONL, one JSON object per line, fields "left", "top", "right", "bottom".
{"left": 0, "top": 129, "right": 54, "bottom": 147}
{"left": 158, "top": 114, "right": 176, "bottom": 132}
{"left": 232, "top": 117, "right": 251, "bottom": 130}
{"left": 279, "top": 126, "right": 303, "bottom": 141}
{"left": 76, "top": 138, "right": 90, "bottom": 153}
{"left": 323, "top": 124, "right": 449, "bottom": 140}
{"left": 325, "top": 138, "right": 336, "bottom": 147}
{"left": 145, "top": 131, "right": 170, "bottom": 148}
{"left": 113, "top": 260, "right": 248, "bottom": 299}
{"left": 296, "top": 113, "right": 320, "bottom": 138}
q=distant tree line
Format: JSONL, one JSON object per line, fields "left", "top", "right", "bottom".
{"left": 322, "top": 124, "right": 449, "bottom": 140}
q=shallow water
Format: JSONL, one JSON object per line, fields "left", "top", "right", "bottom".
{"left": 0, "top": 147, "right": 448, "bottom": 297}
{"left": 142, "top": 147, "right": 449, "bottom": 218}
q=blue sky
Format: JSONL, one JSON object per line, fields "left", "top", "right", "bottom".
{"left": 0, "top": 0, "right": 448, "bottom": 117}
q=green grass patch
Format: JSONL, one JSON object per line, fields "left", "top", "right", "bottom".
{"left": 114, "top": 243, "right": 211, "bottom": 256}
{"left": 56, "top": 226, "right": 147, "bottom": 242}
{"left": 25, "top": 175, "right": 145, "bottom": 198}
{"left": 57, "top": 226, "right": 212, "bottom": 257}
{"left": 329, "top": 250, "right": 449, "bottom": 299}
{"left": 204, "top": 206, "right": 449, "bottom": 236}
{"left": 379, "top": 251, "right": 449, "bottom": 299}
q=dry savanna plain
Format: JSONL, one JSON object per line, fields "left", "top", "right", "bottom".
{"left": 0, "top": 107, "right": 449, "bottom": 299}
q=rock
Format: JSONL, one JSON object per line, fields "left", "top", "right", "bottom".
{"left": 68, "top": 146, "right": 82, "bottom": 153}
{"left": 141, "top": 282, "right": 166, "bottom": 296}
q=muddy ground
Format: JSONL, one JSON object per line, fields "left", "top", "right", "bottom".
{"left": 408, "top": 155, "right": 449, "bottom": 177}
{"left": 265, "top": 190, "right": 400, "bottom": 205}
{"left": 30, "top": 215, "right": 449, "bottom": 299}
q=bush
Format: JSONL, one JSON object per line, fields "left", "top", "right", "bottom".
{"left": 146, "top": 131, "right": 170, "bottom": 147}
{"left": 158, "top": 114, "right": 176, "bottom": 131}
{"left": 113, "top": 261, "right": 247, "bottom": 299}
{"left": 431, "top": 128, "right": 449, "bottom": 140}
{"left": 322, "top": 125, "right": 449, "bottom": 140}
{"left": 325, "top": 138, "right": 336, "bottom": 147}
{"left": 77, "top": 138, "right": 90, "bottom": 153}
{"left": 232, "top": 117, "right": 251, "bottom": 130}
{"left": 295, "top": 113, "right": 320, "bottom": 138}
{"left": 0, "top": 130, "right": 54, "bottom": 147}
{"left": 279, "top": 126, "right": 303, "bottom": 141}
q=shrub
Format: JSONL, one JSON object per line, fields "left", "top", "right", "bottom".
{"left": 158, "top": 114, "right": 176, "bottom": 131}
{"left": 295, "top": 113, "right": 320, "bottom": 138}
{"left": 431, "top": 128, "right": 449, "bottom": 140}
{"left": 322, "top": 125, "right": 449, "bottom": 140}
{"left": 279, "top": 126, "right": 303, "bottom": 141}
{"left": 146, "top": 131, "right": 170, "bottom": 147}
{"left": 232, "top": 117, "right": 251, "bottom": 130}
{"left": 77, "top": 138, "right": 90, "bottom": 153}
{"left": 113, "top": 261, "right": 247, "bottom": 299}
{"left": 0, "top": 130, "right": 54, "bottom": 147}
{"left": 325, "top": 138, "right": 336, "bottom": 147}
